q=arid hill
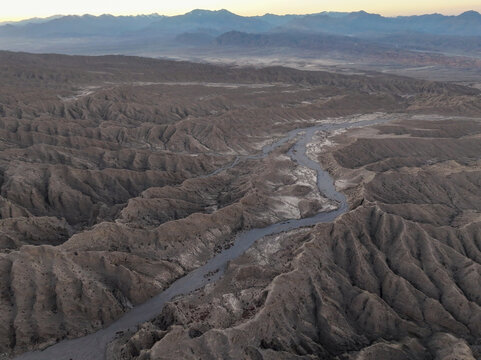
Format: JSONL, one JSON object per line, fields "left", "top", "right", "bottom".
{"left": 0, "top": 51, "right": 480, "bottom": 358}
{"left": 109, "top": 117, "right": 481, "bottom": 360}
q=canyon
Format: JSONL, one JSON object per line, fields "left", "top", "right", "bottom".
{"left": 0, "top": 51, "right": 480, "bottom": 359}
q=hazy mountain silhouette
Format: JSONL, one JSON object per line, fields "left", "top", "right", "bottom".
{"left": 138, "top": 9, "right": 272, "bottom": 36}
{"left": 280, "top": 10, "right": 481, "bottom": 36}
{"left": 0, "top": 9, "right": 480, "bottom": 58}
{"left": 0, "top": 15, "right": 62, "bottom": 26}
{"left": 2, "top": 9, "right": 481, "bottom": 39}
{"left": 0, "top": 14, "right": 164, "bottom": 37}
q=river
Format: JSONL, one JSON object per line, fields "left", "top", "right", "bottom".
{"left": 14, "top": 116, "right": 388, "bottom": 360}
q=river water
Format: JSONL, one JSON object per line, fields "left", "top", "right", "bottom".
{"left": 14, "top": 117, "right": 388, "bottom": 360}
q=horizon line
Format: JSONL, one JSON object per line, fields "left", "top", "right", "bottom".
{"left": 1, "top": 8, "right": 480, "bottom": 23}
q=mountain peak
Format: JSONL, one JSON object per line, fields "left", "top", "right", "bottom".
{"left": 350, "top": 10, "right": 382, "bottom": 18}
{"left": 459, "top": 10, "right": 481, "bottom": 18}
{"left": 187, "top": 9, "right": 236, "bottom": 16}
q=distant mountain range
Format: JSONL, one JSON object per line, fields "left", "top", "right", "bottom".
{"left": 0, "top": 15, "right": 63, "bottom": 27}
{"left": 0, "top": 10, "right": 293, "bottom": 38}
{"left": 0, "top": 9, "right": 480, "bottom": 60}
{"left": 278, "top": 10, "right": 481, "bottom": 36}
{"left": 2, "top": 9, "right": 480, "bottom": 38}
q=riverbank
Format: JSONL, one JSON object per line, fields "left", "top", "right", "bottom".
{"left": 14, "top": 117, "right": 392, "bottom": 360}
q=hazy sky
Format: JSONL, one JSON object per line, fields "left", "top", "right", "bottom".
{"left": 2, "top": 0, "right": 480, "bottom": 21}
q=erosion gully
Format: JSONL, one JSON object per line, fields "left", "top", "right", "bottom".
{"left": 15, "top": 117, "right": 389, "bottom": 360}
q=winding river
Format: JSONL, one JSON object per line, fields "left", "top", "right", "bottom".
{"left": 14, "top": 117, "right": 388, "bottom": 360}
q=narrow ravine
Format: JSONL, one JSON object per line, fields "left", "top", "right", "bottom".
{"left": 14, "top": 117, "right": 389, "bottom": 360}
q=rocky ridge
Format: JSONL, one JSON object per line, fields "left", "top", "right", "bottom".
{"left": 0, "top": 52, "right": 480, "bottom": 357}
{"left": 108, "top": 117, "right": 481, "bottom": 360}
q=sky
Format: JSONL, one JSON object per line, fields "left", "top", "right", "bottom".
{"left": 1, "top": 0, "right": 480, "bottom": 22}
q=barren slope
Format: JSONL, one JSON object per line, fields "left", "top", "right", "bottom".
{"left": 0, "top": 52, "right": 480, "bottom": 358}
{"left": 109, "top": 118, "right": 481, "bottom": 360}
